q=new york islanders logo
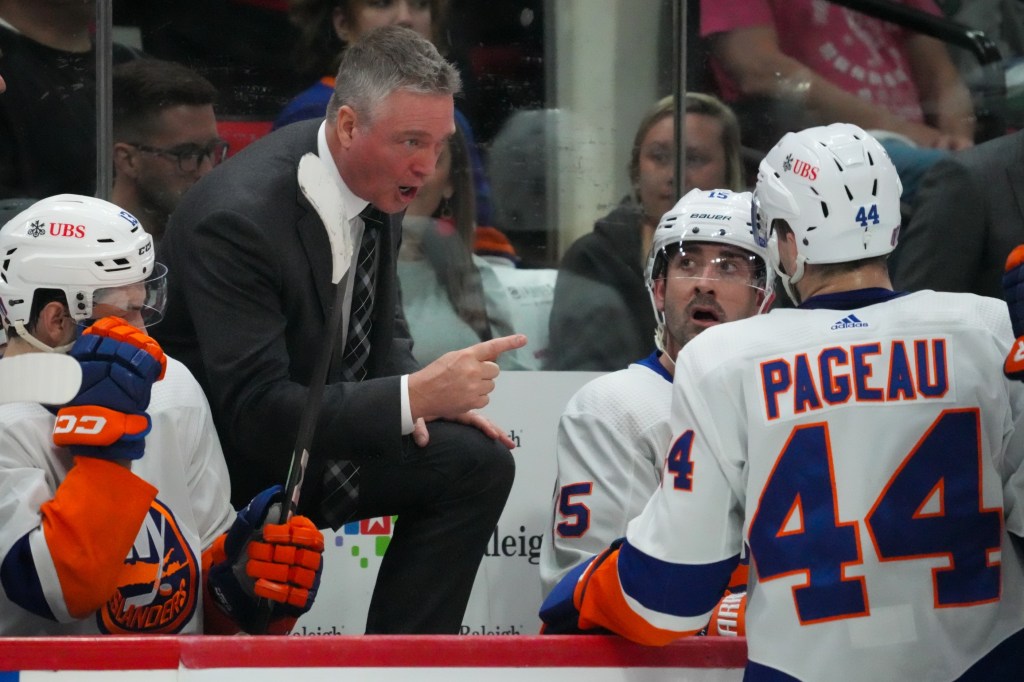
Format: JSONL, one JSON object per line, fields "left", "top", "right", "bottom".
{"left": 98, "top": 499, "right": 199, "bottom": 634}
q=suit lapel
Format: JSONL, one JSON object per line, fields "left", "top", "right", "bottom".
{"left": 297, "top": 185, "right": 336, "bottom": 320}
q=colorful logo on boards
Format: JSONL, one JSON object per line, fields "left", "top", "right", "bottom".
{"left": 335, "top": 516, "right": 395, "bottom": 568}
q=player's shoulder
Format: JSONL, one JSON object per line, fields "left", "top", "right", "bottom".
{"left": 892, "top": 290, "right": 1010, "bottom": 337}
{"left": 565, "top": 361, "right": 670, "bottom": 413}
{"left": 0, "top": 400, "right": 52, "bottom": 427}
{"left": 0, "top": 400, "right": 58, "bottom": 469}
{"left": 679, "top": 309, "right": 794, "bottom": 369}
{"left": 150, "top": 356, "right": 212, "bottom": 409}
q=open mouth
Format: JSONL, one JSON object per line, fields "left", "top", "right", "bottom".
{"left": 690, "top": 305, "right": 722, "bottom": 325}
{"left": 399, "top": 186, "right": 418, "bottom": 200}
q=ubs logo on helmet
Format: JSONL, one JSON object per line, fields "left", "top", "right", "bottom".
{"left": 98, "top": 499, "right": 199, "bottom": 634}
{"left": 49, "top": 223, "right": 86, "bottom": 238}
{"left": 27, "top": 220, "right": 44, "bottom": 238}
{"left": 782, "top": 153, "right": 818, "bottom": 181}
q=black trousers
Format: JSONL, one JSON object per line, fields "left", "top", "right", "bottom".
{"left": 315, "top": 420, "right": 515, "bottom": 634}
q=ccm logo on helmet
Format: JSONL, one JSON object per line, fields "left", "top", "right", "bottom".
{"left": 49, "top": 223, "right": 86, "bottom": 239}
{"left": 53, "top": 414, "right": 107, "bottom": 436}
{"left": 139, "top": 242, "right": 152, "bottom": 256}
{"left": 781, "top": 153, "right": 819, "bottom": 181}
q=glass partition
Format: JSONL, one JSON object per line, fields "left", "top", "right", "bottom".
{"left": 1, "top": 0, "right": 1020, "bottom": 369}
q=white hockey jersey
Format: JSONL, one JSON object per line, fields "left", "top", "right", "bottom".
{"left": 572, "top": 290, "right": 1024, "bottom": 680}
{"left": 0, "top": 357, "right": 234, "bottom": 635}
{"left": 539, "top": 353, "right": 672, "bottom": 596}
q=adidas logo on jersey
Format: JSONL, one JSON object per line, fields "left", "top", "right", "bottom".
{"left": 831, "top": 314, "right": 868, "bottom": 330}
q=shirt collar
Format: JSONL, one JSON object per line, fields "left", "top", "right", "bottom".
{"left": 316, "top": 120, "right": 370, "bottom": 221}
{"left": 636, "top": 351, "right": 673, "bottom": 383}
{"left": 799, "top": 287, "right": 909, "bottom": 311}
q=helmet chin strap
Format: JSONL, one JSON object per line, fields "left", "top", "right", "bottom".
{"left": 653, "top": 324, "right": 676, "bottom": 372}
{"left": 11, "top": 319, "right": 76, "bottom": 355}
{"left": 775, "top": 255, "right": 807, "bottom": 306}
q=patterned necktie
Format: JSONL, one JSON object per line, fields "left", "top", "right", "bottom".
{"left": 340, "top": 206, "right": 380, "bottom": 382}
{"left": 320, "top": 206, "right": 381, "bottom": 527}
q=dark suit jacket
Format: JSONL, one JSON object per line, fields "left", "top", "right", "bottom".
{"left": 155, "top": 118, "right": 419, "bottom": 507}
{"left": 891, "top": 130, "right": 1024, "bottom": 299}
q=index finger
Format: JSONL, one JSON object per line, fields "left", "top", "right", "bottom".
{"left": 470, "top": 334, "right": 528, "bottom": 361}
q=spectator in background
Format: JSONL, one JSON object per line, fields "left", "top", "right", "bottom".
{"left": 0, "top": 0, "right": 140, "bottom": 199}
{"left": 399, "top": 124, "right": 543, "bottom": 369}
{"left": 280, "top": 0, "right": 437, "bottom": 128}
{"left": 278, "top": 0, "right": 494, "bottom": 226}
{"left": 545, "top": 93, "right": 744, "bottom": 371}
{"left": 540, "top": 122, "right": 1024, "bottom": 680}
{"left": 700, "top": 0, "right": 976, "bottom": 203}
{"left": 539, "top": 189, "right": 767, "bottom": 598}
{"left": 397, "top": 121, "right": 544, "bottom": 366}
{"left": 940, "top": 0, "right": 1024, "bottom": 88}
{"left": 111, "top": 1, "right": 298, "bottom": 120}
{"left": 891, "top": 128, "right": 1024, "bottom": 299}
{"left": 111, "top": 59, "right": 227, "bottom": 252}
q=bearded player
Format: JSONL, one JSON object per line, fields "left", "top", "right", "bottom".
{"left": 542, "top": 124, "right": 1024, "bottom": 680}
{"left": 539, "top": 188, "right": 769, "bottom": 606}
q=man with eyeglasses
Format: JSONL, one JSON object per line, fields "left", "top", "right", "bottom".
{"left": 539, "top": 189, "right": 769, "bottom": 617}
{"left": 0, "top": 0, "right": 141, "bottom": 199}
{"left": 112, "top": 59, "right": 227, "bottom": 251}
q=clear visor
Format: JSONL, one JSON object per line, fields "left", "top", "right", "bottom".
{"left": 90, "top": 262, "right": 168, "bottom": 330}
{"left": 660, "top": 245, "right": 767, "bottom": 290}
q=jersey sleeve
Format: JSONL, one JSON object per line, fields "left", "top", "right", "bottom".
{"left": 0, "top": 412, "right": 156, "bottom": 624}
{"left": 560, "top": 359, "right": 745, "bottom": 644}
{"left": 991, "top": 307, "right": 1024, "bottom": 540}
{"left": 539, "top": 382, "right": 663, "bottom": 596}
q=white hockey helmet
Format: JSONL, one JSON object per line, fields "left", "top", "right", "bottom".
{"left": 752, "top": 123, "right": 902, "bottom": 299}
{"left": 644, "top": 188, "right": 770, "bottom": 339}
{"left": 0, "top": 194, "right": 166, "bottom": 350}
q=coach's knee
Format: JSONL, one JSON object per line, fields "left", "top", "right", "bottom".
{"left": 448, "top": 423, "right": 516, "bottom": 502}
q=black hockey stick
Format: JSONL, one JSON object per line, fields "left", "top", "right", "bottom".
{"left": 253, "top": 153, "right": 354, "bottom": 633}
{"left": 283, "top": 152, "right": 356, "bottom": 521}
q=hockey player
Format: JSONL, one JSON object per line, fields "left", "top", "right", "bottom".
{"left": 541, "top": 123, "right": 1024, "bottom": 680}
{"left": 539, "top": 188, "right": 769, "bottom": 600}
{"left": 0, "top": 194, "right": 324, "bottom": 635}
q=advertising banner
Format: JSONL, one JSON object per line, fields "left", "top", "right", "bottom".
{"left": 293, "top": 371, "right": 603, "bottom": 635}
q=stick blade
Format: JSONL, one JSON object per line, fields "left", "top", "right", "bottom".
{"left": 0, "top": 354, "right": 82, "bottom": 405}
{"left": 297, "top": 153, "right": 352, "bottom": 283}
